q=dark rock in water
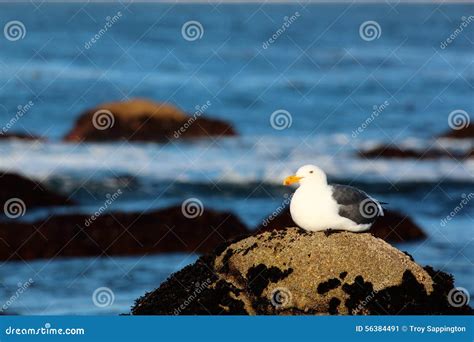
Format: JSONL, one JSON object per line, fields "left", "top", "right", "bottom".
{"left": 439, "top": 123, "right": 474, "bottom": 140}
{"left": 0, "top": 206, "right": 249, "bottom": 260}
{"left": 359, "top": 145, "right": 470, "bottom": 160}
{"left": 368, "top": 211, "right": 426, "bottom": 242}
{"left": 0, "top": 173, "right": 73, "bottom": 212}
{"left": 256, "top": 206, "right": 426, "bottom": 243}
{"left": 63, "top": 99, "right": 236, "bottom": 142}
{"left": 131, "top": 228, "right": 472, "bottom": 315}
{"left": 0, "top": 133, "right": 45, "bottom": 141}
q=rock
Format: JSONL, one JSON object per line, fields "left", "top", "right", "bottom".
{"left": 439, "top": 123, "right": 474, "bottom": 140}
{"left": 0, "top": 133, "right": 45, "bottom": 141}
{"left": 0, "top": 173, "right": 72, "bottom": 211}
{"left": 368, "top": 211, "right": 426, "bottom": 242}
{"left": 358, "top": 145, "right": 469, "bottom": 160}
{"left": 256, "top": 206, "right": 426, "bottom": 243}
{"left": 0, "top": 206, "right": 249, "bottom": 260}
{"left": 64, "top": 99, "right": 236, "bottom": 142}
{"left": 131, "top": 228, "right": 472, "bottom": 315}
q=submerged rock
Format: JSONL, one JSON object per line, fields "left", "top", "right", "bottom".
{"left": 0, "top": 206, "right": 249, "bottom": 260}
{"left": 0, "top": 173, "right": 72, "bottom": 211}
{"left": 131, "top": 228, "right": 472, "bottom": 315}
{"left": 358, "top": 145, "right": 471, "bottom": 160}
{"left": 64, "top": 99, "right": 236, "bottom": 142}
{"left": 439, "top": 123, "right": 474, "bottom": 140}
{"left": 0, "top": 133, "right": 45, "bottom": 141}
{"left": 256, "top": 207, "right": 426, "bottom": 243}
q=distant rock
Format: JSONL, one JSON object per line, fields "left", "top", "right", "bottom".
{"left": 0, "top": 133, "right": 44, "bottom": 141}
{"left": 131, "top": 228, "right": 472, "bottom": 315}
{"left": 359, "top": 145, "right": 470, "bottom": 160}
{"left": 0, "top": 206, "right": 249, "bottom": 260}
{"left": 439, "top": 123, "right": 474, "bottom": 140}
{"left": 256, "top": 206, "right": 426, "bottom": 243}
{"left": 64, "top": 99, "right": 236, "bottom": 142}
{"left": 0, "top": 173, "right": 72, "bottom": 212}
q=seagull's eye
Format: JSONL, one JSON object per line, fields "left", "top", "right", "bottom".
{"left": 309, "top": 170, "right": 314, "bottom": 174}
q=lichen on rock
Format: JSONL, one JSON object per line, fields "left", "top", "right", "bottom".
{"left": 131, "top": 227, "right": 472, "bottom": 315}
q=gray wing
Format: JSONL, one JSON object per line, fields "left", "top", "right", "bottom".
{"left": 330, "top": 184, "right": 384, "bottom": 225}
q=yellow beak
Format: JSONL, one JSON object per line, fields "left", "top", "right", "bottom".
{"left": 283, "top": 175, "right": 302, "bottom": 186}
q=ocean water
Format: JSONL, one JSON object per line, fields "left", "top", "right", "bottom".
{"left": 0, "top": 2, "right": 473, "bottom": 315}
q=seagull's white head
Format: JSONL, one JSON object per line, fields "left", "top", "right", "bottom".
{"left": 283, "top": 164, "right": 327, "bottom": 187}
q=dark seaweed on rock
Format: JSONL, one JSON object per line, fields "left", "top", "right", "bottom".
{"left": 132, "top": 255, "right": 248, "bottom": 315}
{"left": 0, "top": 173, "right": 73, "bottom": 211}
{"left": 131, "top": 228, "right": 472, "bottom": 315}
{"left": 342, "top": 269, "right": 472, "bottom": 315}
{"left": 246, "top": 264, "right": 293, "bottom": 297}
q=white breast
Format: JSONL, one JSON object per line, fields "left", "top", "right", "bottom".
{"left": 289, "top": 184, "right": 341, "bottom": 232}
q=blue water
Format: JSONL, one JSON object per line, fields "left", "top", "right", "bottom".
{"left": 0, "top": 3, "right": 473, "bottom": 314}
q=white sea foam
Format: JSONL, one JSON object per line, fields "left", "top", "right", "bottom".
{"left": 0, "top": 135, "right": 472, "bottom": 185}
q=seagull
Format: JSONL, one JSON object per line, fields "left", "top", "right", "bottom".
{"left": 283, "top": 164, "right": 384, "bottom": 233}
